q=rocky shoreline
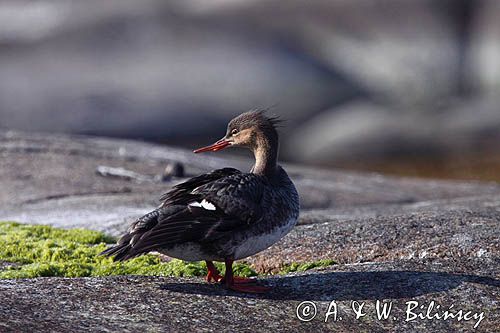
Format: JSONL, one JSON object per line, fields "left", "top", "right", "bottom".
{"left": 0, "top": 131, "right": 499, "bottom": 332}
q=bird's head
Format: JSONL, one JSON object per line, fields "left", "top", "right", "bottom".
{"left": 194, "top": 110, "right": 281, "bottom": 153}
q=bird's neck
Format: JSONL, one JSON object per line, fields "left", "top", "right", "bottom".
{"left": 251, "top": 134, "right": 278, "bottom": 176}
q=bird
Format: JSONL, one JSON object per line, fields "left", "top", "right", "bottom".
{"left": 101, "top": 110, "right": 300, "bottom": 293}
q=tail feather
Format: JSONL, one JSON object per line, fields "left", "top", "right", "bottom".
{"left": 100, "top": 243, "right": 133, "bottom": 261}
{"left": 99, "top": 207, "right": 168, "bottom": 261}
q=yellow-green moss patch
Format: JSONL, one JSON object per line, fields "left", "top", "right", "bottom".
{"left": 0, "top": 222, "right": 337, "bottom": 279}
{"left": 279, "top": 259, "right": 337, "bottom": 274}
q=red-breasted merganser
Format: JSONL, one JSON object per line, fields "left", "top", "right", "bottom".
{"left": 101, "top": 110, "right": 300, "bottom": 293}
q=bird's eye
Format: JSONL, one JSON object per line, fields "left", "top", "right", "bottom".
{"left": 231, "top": 129, "right": 239, "bottom": 135}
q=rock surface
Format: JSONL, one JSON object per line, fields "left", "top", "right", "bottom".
{"left": 0, "top": 131, "right": 499, "bottom": 332}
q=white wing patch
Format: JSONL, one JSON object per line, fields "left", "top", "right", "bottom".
{"left": 188, "top": 199, "right": 216, "bottom": 211}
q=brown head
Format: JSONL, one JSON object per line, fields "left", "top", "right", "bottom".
{"left": 194, "top": 110, "right": 281, "bottom": 175}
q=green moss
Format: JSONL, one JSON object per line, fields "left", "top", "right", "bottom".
{"left": 0, "top": 221, "right": 336, "bottom": 279}
{"left": 279, "top": 259, "right": 337, "bottom": 274}
{"left": 0, "top": 221, "right": 258, "bottom": 279}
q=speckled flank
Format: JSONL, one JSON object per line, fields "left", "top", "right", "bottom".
{"left": 233, "top": 217, "right": 298, "bottom": 260}
{"left": 160, "top": 242, "right": 221, "bottom": 262}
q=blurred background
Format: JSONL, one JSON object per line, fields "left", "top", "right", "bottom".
{"left": 0, "top": 0, "right": 499, "bottom": 181}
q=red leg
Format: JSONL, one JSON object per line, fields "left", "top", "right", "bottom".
{"left": 224, "top": 259, "right": 271, "bottom": 293}
{"left": 205, "top": 261, "right": 224, "bottom": 283}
